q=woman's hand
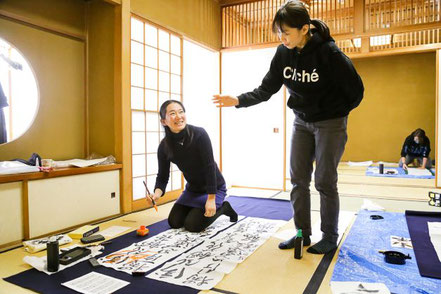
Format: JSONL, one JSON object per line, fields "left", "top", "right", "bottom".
{"left": 146, "top": 193, "right": 159, "bottom": 204}
{"left": 401, "top": 157, "right": 408, "bottom": 170}
{"left": 212, "top": 94, "right": 239, "bottom": 108}
{"left": 204, "top": 195, "right": 216, "bottom": 218}
{"left": 146, "top": 189, "right": 162, "bottom": 204}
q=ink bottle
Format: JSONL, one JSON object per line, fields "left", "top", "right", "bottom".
{"left": 294, "top": 229, "right": 303, "bottom": 260}
{"left": 47, "top": 236, "right": 59, "bottom": 272}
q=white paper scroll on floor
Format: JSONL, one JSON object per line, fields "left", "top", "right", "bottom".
{"left": 98, "top": 215, "right": 241, "bottom": 275}
{"left": 147, "top": 217, "right": 286, "bottom": 290}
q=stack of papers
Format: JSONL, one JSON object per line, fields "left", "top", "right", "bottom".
{"left": 23, "top": 234, "right": 72, "bottom": 253}
{"left": 54, "top": 158, "right": 108, "bottom": 168}
{"left": 0, "top": 161, "right": 39, "bottom": 175}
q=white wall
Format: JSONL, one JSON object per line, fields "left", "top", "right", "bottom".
{"left": 183, "top": 40, "right": 220, "bottom": 164}
{"left": 221, "top": 47, "right": 284, "bottom": 189}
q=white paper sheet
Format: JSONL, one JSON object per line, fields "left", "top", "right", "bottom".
{"left": 361, "top": 199, "right": 385, "bottom": 211}
{"left": 54, "top": 158, "right": 107, "bottom": 168}
{"left": 330, "top": 282, "right": 390, "bottom": 294}
{"left": 310, "top": 211, "right": 354, "bottom": 244}
{"left": 406, "top": 168, "right": 433, "bottom": 176}
{"left": 428, "top": 222, "right": 441, "bottom": 262}
{"left": 98, "top": 215, "right": 241, "bottom": 275}
{"left": 0, "top": 161, "right": 39, "bottom": 175}
{"left": 147, "top": 217, "right": 286, "bottom": 290}
{"left": 23, "top": 245, "right": 103, "bottom": 275}
{"left": 99, "top": 226, "right": 131, "bottom": 237}
{"left": 62, "top": 272, "right": 129, "bottom": 294}
{"left": 347, "top": 161, "right": 373, "bottom": 166}
{"left": 273, "top": 210, "right": 355, "bottom": 245}
{"left": 23, "top": 234, "right": 72, "bottom": 253}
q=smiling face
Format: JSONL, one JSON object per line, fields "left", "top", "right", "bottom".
{"left": 278, "top": 24, "right": 310, "bottom": 49}
{"left": 161, "top": 102, "right": 186, "bottom": 133}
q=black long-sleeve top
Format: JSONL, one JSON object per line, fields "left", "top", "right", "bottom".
{"left": 400, "top": 135, "right": 431, "bottom": 158}
{"left": 154, "top": 125, "right": 225, "bottom": 195}
{"left": 236, "top": 30, "right": 364, "bottom": 122}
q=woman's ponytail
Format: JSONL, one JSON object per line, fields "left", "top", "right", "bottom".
{"left": 310, "top": 19, "right": 331, "bottom": 40}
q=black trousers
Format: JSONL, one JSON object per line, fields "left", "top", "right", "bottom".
{"left": 168, "top": 203, "right": 226, "bottom": 232}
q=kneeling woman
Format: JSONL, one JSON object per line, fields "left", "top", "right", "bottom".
{"left": 148, "top": 100, "right": 238, "bottom": 232}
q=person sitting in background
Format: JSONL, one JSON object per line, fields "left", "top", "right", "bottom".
{"left": 399, "top": 128, "right": 432, "bottom": 170}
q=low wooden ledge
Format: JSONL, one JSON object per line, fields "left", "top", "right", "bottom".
{"left": 0, "top": 164, "right": 123, "bottom": 184}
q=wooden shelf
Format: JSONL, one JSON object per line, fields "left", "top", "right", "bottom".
{"left": 0, "top": 164, "right": 123, "bottom": 184}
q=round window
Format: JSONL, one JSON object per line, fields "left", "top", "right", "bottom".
{"left": 0, "top": 37, "right": 39, "bottom": 145}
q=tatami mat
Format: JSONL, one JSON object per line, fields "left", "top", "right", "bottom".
{"left": 1, "top": 165, "right": 439, "bottom": 294}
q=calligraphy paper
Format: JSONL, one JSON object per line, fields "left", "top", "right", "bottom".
{"left": 98, "top": 215, "right": 240, "bottom": 274}
{"left": 147, "top": 217, "right": 286, "bottom": 290}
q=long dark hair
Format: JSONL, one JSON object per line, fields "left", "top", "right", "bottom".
{"left": 411, "top": 128, "right": 426, "bottom": 143}
{"left": 272, "top": 0, "right": 330, "bottom": 41}
{"left": 159, "top": 100, "right": 193, "bottom": 159}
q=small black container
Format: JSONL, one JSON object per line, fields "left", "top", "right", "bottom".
{"left": 379, "top": 250, "right": 411, "bottom": 265}
{"left": 47, "top": 238, "right": 59, "bottom": 272}
{"left": 379, "top": 163, "right": 384, "bottom": 174}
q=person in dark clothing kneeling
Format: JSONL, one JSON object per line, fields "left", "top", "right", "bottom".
{"left": 399, "top": 128, "right": 432, "bottom": 170}
{"left": 147, "top": 100, "right": 238, "bottom": 233}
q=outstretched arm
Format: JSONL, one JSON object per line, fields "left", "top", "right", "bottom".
{"left": 213, "top": 46, "right": 284, "bottom": 108}
{"left": 212, "top": 94, "right": 239, "bottom": 108}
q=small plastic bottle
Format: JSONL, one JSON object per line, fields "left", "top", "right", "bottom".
{"left": 379, "top": 163, "right": 384, "bottom": 174}
{"left": 294, "top": 229, "right": 304, "bottom": 259}
{"left": 47, "top": 237, "right": 59, "bottom": 272}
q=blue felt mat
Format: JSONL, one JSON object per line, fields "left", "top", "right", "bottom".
{"left": 365, "top": 166, "right": 435, "bottom": 179}
{"left": 331, "top": 210, "right": 441, "bottom": 294}
{"left": 4, "top": 196, "right": 293, "bottom": 294}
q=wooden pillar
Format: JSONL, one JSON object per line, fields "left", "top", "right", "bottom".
{"left": 114, "top": 0, "right": 132, "bottom": 213}
{"left": 436, "top": 49, "right": 441, "bottom": 187}
{"left": 354, "top": 0, "right": 370, "bottom": 54}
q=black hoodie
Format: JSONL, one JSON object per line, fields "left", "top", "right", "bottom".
{"left": 237, "top": 31, "right": 364, "bottom": 122}
{"left": 400, "top": 134, "right": 431, "bottom": 158}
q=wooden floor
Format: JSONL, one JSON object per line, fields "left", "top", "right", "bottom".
{"left": 1, "top": 165, "right": 439, "bottom": 294}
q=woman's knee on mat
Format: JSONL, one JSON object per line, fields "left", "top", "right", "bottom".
{"left": 168, "top": 215, "right": 185, "bottom": 229}
{"left": 184, "top": 220, "right": 206, "bottom": 232}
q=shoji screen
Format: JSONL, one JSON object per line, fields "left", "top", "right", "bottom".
{"left": 130, "top": 17, "right": 183, "bottom": 201}
{"left": 183, "top": 40, "right": 220, "bottom": 164}
{"left": 221, "top": 47, "right": 284, "bottom": 189}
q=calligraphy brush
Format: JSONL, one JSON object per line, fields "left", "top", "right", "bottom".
{"left": 143, "top": 180, "right": 158, "bottom": 212}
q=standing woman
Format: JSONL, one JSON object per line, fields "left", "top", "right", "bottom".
{"left": 147, "top": 100, "right": 238, "bottom": 233}
{"left": 213, "top": 0, "right": 363, "bottom": 254}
